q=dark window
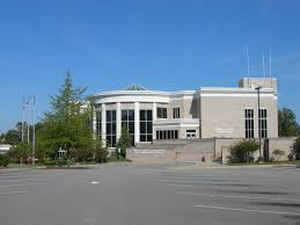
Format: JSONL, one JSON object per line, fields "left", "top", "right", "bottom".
{"left": 259, "top": 109, "right": 268, "bottom": 138}
{"left": 140, "top": 110, "right": 152, "bottom": 142}
{"left": 173, "top": 107, "right": 180, "bottom": 119}
{"left": 156, "top": 130, "right": 179, "bottom": 140}
{"left": 186, "top": 129, "right": 196, "bottom": 138}
{"left": 106, "top": 110, "right": 116, "bottom": 147}
{"left": 96, "top": 111, "right": 101, "bottom": 137}
{"left": 121, "top": 109, "right": 135, "bottom": 146}
{"left": 157, "top": 107, "right": 167, "bottom": 119}
{"left": 245, "top": 109, "right": 254, "bottom": 138}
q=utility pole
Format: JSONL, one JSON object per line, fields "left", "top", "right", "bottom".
{"left": 21, "top": 97, "right": 25, "bottom": 142}
{"left": 27, "top": 115, "right": 30, "bottom": 144}
{"left": 32, "top": 96, "right": 36, "bottom": 166}
{"left": 255, "top": 86, "right": 262, "bottom": 161}
{"left": 22, "top": 95, "right": 36, "bottom": 166}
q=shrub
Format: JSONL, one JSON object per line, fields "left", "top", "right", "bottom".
{"left": 68, "top": 148, "right": 94, "bottom": 162}
{"left": 8, "top": 143, "right": 32, "bottom": 164}
{"left": 272, "top": 149, "right": 285, "bottom": 161}
{"left": 56, "top": 159, "right": 70, "bottom": 167}
{"left": 108, "top": 152, "right": 126, "bottom": 162}
{"left": 116, "top": 128, "right": 132, "bottom": 159}
{"left": 294, "top": 137, "right": 300, "bottom": 160}
{"left": 230, "top": 139, "right": 259, "bottom": 163}
{"left": 43, "top": 160, "right": 57, "bottom": 166}
{"left": 95, "top": 148, "right": 108, "bottom": 163}
{"left": 288, "top": 153, "right": 294, "bottom": 161}
{"left": 0, "top": 154, "right": 10, "bottom": 167}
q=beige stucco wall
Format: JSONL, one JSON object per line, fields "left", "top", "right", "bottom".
{"left": 239, "top": 78, "right": 278, "bottom": 94}
{"left": 200, "top": 94, "right": 278, "bottom": 139}
{"left": 267, "top": 137, "right": 296, "bottom": 161}
{"left": 169, "top": 94, "right": 199, "bottom": 119}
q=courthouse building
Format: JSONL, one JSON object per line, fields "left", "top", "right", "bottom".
{"left": 90, "top": 77, "right": 278, "bottom": 148}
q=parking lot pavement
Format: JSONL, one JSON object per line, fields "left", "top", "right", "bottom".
{"left": 0, "top": 164, "right": 300, "bottom": 225}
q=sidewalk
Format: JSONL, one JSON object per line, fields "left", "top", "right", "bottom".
{"left": 168, "top": 161, "right": 298, "bottom": 170}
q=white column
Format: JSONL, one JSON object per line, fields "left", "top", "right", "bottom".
{"left": 92, "top": 105, "right": 97, "bottom": 139}
{"left": 101, "top": 104, "right": 106, "bottom": 147}
{"left": 153, "top": 102, "right": 157, "bottom": 121}
{"left": 116, "top": 102, "right": 121, "bottom": 141}
{"left": 134, "top": 102, "right": 140, "bottom": 145}
{"left": 152, "top": 102, "right": 157, "bottom": 140}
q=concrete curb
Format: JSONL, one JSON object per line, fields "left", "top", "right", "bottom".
{"left": 168, "top": 162, "right": 298, "bottom": 170}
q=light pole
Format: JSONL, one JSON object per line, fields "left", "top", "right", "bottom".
{"left": 255, "top": 86, "right": 262, "bottom": 161}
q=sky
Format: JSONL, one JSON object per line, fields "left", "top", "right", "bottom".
{"left": 0, "top": 0, "right": 299, "bottom": 132}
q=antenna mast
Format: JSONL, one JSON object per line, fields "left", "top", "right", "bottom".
{"left": 262, "top": 52, "right": 266, "bottom": 78}
{"left": 269, "top": 48, "right": 272, "bottom": 77}
{"left": 246, "top": 46, "right": 250, "bottom": 77}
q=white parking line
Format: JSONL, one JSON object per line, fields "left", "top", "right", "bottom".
{"left": 194, "top": 204, "right": 300, "bottom": 216}
{"left": 177, "top": 191, "right": 300, "bottom": 202}
{"left": 0, "top": 178, "right": 46, "bottom": 183}
{"left": 90, "top": 181, "right": 100, "bottom": 184}
{"left": 0, "top": 182, "right": 47, "bottom": 188}
{"left": 166, "top": 183, "right": 195, "bottom": 188}
{"left": 0, "top": 190, "right": 29, "bottom": 195}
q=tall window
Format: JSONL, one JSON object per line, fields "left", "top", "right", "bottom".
{"left": 96, "top": 111, "right": 101, "bottom": 137}
{"left": 157, "top": 107, "right": 167, "bottom": 119}
{"left": 259, "top": 109, "right": 268, "bottom": 138}
{"left": 173, "top": 107, "right": 180, "bottom": 119}
{"left": 245, "top": 109, "right": 254, "bottom": 138}
{"left": 121, "top": 109, "right": 135, "bottom": 146}
{"left": 140, "top": 110, "right": 153, "bottom": 142}
{"left": 106, "top": 110, "right": 116, "bottom": 147}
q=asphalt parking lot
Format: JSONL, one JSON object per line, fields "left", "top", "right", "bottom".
{"left": 0, "top": 163, "right": 300, "bottom": 225}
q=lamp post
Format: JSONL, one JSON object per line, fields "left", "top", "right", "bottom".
{"left": 255, "top": 86, "right": 262, "bottom": 161}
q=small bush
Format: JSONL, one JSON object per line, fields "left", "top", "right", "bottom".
{"left": 43, "top": 160, "right": 57, "bottom": 166}
{"left": 294, "top": 137, "right": 300, "bottom": 160}
{"left": 0, "top": 154, "right": 10, "bottom": 167}
{"left": 8, "top": 143, "right": 32, "bottom": 164}
{"left": 288, "top": 153, "right": 294, "bottom": 161}
{"left": 107, "top": 152, "right": 126, "bottom": 162}
{"left": 95, "top": 148, "right": 108, "bottom": 163}
{"left": 229, "top": 139, "right": 259, "bottom": 163}
{"left": 68, "top": 148, "right": 94, "bottom": 162}
{"left": 272, "top": 149, "right": 285, "bottom": 161}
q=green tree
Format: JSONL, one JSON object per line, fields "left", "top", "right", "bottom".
{"left": 116, "top": 128, "right": 132, "bottom": 159}
{"left": 9, "top": 143, "right": 32, "bottom": 164}
{"left": 278, "top": 108, "right": 298, "bottom": 137}
{"left": 47, "top": 72, "right": 87, "bottom": 121}
{"left": 39, "top": 73, "right": 94, "bottom": 159}
{"left": 0, "top": 154, "right": 10, "bottom": 167}
{"left": 4, "top": 129, "right": 20, "bottom": 145}
{"left": 229, "top": 139, "right": 259, "bottom": 163}
{"left": 0, "top": 133, "right": 5, "bottom": 144}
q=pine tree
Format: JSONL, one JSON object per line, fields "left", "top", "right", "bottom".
{"left": 40, "top": 73, "right": 93, "bottom": 159}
